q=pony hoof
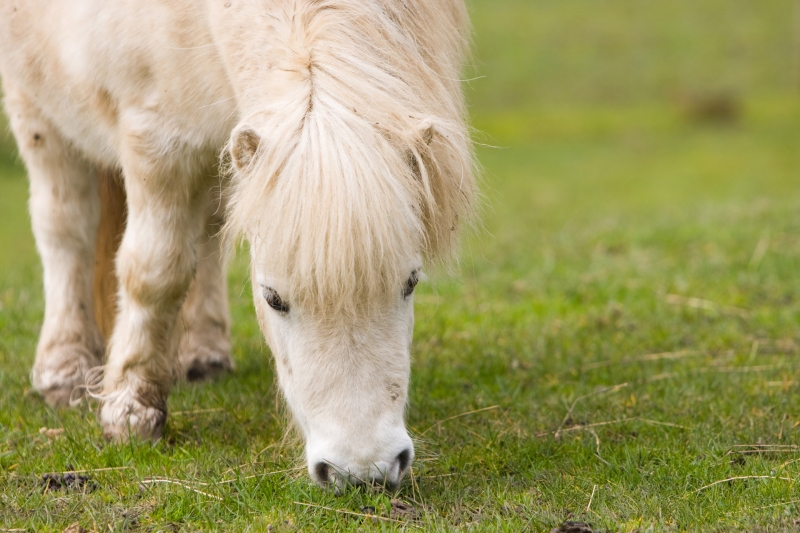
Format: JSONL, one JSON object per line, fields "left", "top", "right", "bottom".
{"left": 41, "top": 386, "right": 74, "bottom": 408}
{"left": 99, "top": 392, "right": 167, "bottom": 442}
{"left": 31, "top": 343, "right": 102, "bottom": 407}
{"left": 181, "top": 344, "right": 233, "bottom": 382}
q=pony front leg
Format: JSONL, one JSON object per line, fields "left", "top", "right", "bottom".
{"left": 99, "top": 149, "right": 210, "bottom": 441}
{"left": 3, "top": 88, "right": 104, "bottom": 406}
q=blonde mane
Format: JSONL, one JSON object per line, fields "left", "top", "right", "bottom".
{"left": 225, "top": 0, "right": 476, "bottom": 316}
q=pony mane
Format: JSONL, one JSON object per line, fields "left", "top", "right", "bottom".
{"left": 225, "top": 0, "right": 475, "bottom": 315}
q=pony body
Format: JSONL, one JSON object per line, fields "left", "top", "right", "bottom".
{"left": 0, "top": 0, "right": 474, "bottom": 488}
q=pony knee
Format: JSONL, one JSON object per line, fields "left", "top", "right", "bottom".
{"left": 117, "top": 245, "right": 196, "bottom": 310}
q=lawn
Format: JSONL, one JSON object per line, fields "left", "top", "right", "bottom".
{"left": 2, "top": 0, "right": 800, "bottom": 531}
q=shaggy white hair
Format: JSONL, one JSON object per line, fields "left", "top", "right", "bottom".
{"left": 225, "top": 0, "right": 476, "bottom": 316}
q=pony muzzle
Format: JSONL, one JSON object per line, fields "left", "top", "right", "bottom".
{"left": 308, "top": 438, "right": 414, "bottom": 492}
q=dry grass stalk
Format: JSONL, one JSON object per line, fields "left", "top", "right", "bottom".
{"left": 586, "top": 484, "right": 597, "bottom": 512}
{"left": 293, "top": 501, "right": 412, "bottom": 526}
{"left": 687, "top": 475, "right": 793, "bottom": 496}
{"left": 44, "top": 466, "right": 134, "bottom": 475}
{"left": 665, "top": 294, "right": 749, "bottom": 318}
{"left": 139, "top": 478, "right": 222, "bottom": 501}
{"left": 583, "top": 350, "right": 702, "bottom": 370}
{"left": 170, "top": 408, "right": 225, "bottom": 416}
{"left": 418, "top": 405, "right": 501, "bottom": 437}
{"left": 219, "top": 466, "right": 305, "bottom": 484}
{"left": 554, "top": 383, "right": 629, "bottom": 439}
{"left": 727, "top": 444, "right": 800, "bottom": 455}
{"left": 748, "top": 232, "right": 771, "bottom": 270}
{"left": 649, "top": 363, "right": 800, "bottom": 382}
{"left": 545, "top": 416, "right": 688, "bottom": 438}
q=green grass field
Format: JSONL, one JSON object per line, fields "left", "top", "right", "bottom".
{"left": 2, "top": 0, "right": 800, "bottom": 531}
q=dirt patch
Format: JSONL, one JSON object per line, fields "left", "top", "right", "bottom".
{"left": 551, "top": 521, "right": 599, "bottom": 533}
{"left": 62, "top": 523, "right": 88, "bottom": 533}
{"left": 41, "top": 472, "right": 98, "bottom": 492}
{"left": 390, "top": 498, "right": 421, "bottom": 521}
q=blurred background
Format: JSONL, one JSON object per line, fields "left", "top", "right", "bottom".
{"left": 1, "top": 0, "right": 798, "bottom": 278}
{"left": 466, "top": 0, "right": 798, "bottom": 237}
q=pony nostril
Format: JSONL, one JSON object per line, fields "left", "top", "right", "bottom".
{"left": 396, "top": 448, "right": 411, "bottom": 473}
{"left": 314, "top": 462, "right": 331, "bottom": 484}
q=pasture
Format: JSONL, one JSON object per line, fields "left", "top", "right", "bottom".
{"left": 2, "top": 0, "right": 800, "bottom": 530}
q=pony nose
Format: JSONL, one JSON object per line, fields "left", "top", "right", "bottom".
{"left": 313, "top": 462, "right": 334, "bottom": 486}
{"left": 395, "top": 448, "right": 412, "bottom": 474}
{"left": 311, "top": 448, "right": 413, "bottom": 491}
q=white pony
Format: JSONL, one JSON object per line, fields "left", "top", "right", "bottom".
{"left": 0, "top": 0, "right": 474, "bottom": 489}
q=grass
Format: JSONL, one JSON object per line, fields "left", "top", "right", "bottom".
{"left": 2, "top": 0, "right": 800, "bottom": 530}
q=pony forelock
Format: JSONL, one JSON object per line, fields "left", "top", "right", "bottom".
{"left": 225, "top": 0, "right": 475, "bottom": 316}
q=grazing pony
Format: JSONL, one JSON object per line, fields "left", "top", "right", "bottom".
{"left": 0, "top": 0, "right": 474, "bottom": 489}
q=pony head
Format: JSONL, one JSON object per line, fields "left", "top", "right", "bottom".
{"left": 219, "top": 0, "right": 473, "bottom": 490}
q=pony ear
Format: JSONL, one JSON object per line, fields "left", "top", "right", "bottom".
{"left": 230, "top": 125, "right": 262, "bottom": 171}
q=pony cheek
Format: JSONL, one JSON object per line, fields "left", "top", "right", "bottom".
{"left": 406, "top": 300, "right": 415, "bottom": 347}
{"left": 252, "top": 296, "right": 289, "bottom": 374}
{"left": 252, "top": 296, "right": 274, "bottom": 344}
{"left": 253, "top": 299, "right": 296, "bottom": 385}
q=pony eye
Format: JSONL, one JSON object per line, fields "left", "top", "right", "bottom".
{"left": 263, "top": 286, "right": 290, "bottom": 313}
{"left": 402, "top": 271, "right": 420, "bottom": 299}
